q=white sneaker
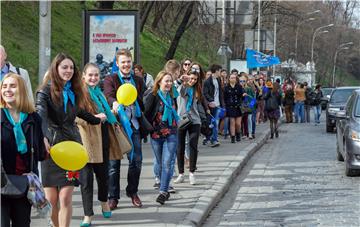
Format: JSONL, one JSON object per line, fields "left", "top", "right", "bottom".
{"left": 174, "top": 174, "right": 184, "bottom": 184}
{"left": 189, "top": 173, "right": 196, "bottom": 185}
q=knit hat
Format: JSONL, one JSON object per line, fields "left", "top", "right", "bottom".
{"left": 266, "top": 81, "right": 273, "bottom": 88}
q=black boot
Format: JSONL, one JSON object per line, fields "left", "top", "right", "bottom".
{"left": 270, "top": 131, "right": 274, "bottom": 139}
{"left": 236, "top": 133, "right": 241, "bottom": 142}
{"left": 231, "top": 136, "right": 236, "bottom": 143}
{"left": 275, "top": 130, "right": 279, "bottom": 138}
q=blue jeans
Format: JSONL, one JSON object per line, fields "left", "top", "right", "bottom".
{"left": 223, "top": 117, "right": 230, "bottom": 135}
{"left": 313, "top": 105, "right": 321, "bottom": 123}
{"left": 206, "top": 107, "right": 219, "bottom": 142}
{"left": 150, "top": 134, "right": 177, "bottom": 193}
{"left": 251, "top": 109, "right": 256, "bottom": 135}
{"left": 247, "top": 113, "right": 253, "bottom": 135}
{"left": 294, "top": 101, "right": 305, "bottom": 123}
{"left": 108, "top": 130, "right": 142, "bottom": 199}
{"left": 153, "top": 143, "right": 176, "bottom": 179}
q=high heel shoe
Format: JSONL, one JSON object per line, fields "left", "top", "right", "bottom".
{"left": 80, "top": 221, "right": 91, "bottom": 227}
{"left": 102, "top": 210, "right": 112, "bottom": 218}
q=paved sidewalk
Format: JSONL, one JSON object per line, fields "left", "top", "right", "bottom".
{"left": 32, "top": 123, "right": 271, "bottom": 227}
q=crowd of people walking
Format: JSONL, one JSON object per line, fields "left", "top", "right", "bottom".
{"left": 1, "top": 45, "right": 323, "bottom": 227}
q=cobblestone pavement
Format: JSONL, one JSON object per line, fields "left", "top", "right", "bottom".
{"left": 204, "top": 120, "right": 360, "bottom": 227}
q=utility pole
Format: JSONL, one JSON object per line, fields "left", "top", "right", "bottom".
{"left": 272, "top": 0, "right": 277, "bottom": 77}
{"left": 217, "top": 0, "right": 232, "bottom": 71}
{"left": 39, "top": 1, "right": 51, "bottom": 83}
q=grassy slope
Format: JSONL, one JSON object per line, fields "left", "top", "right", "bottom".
{"left": 1, "top": 1, "right": 215, "bottom": 91}
{"left": 2, "top": 1, "right": 357, "bottom": 89}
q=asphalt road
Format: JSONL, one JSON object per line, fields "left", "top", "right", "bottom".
{"left": 204, "top": 119, "right": 360, "bottom": 227}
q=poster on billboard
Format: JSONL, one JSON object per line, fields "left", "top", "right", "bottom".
{"left": 83, "top": 10, "right": 139, "bottom": 76}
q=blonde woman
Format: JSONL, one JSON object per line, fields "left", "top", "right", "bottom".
{"left": 1, "top": 73, "right": 47, "bottom": 227}
{"left": 144, "top": 71, "right": 179, "bottom": 204}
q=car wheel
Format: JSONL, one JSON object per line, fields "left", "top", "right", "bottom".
{"left": 344, "top": 144, "right": 360, "bottom": 177}
{"left": 336, "top": 141, "right": 344, "bottom": 161}
{"left": 345, "top": 164, "right": 360, "bottom": 177}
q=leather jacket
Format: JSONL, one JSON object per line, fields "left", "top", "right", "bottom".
{"left": 36, "top": 84, "right": 100, "bottom": 146}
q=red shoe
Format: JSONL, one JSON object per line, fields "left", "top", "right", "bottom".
{"left": 108, "top": 199, "right": 118, "bottom": 210}
{"left": 128, "top": 194, "right": 142, "bottom": 208}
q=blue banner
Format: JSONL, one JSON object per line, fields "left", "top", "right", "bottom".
{"left": 246, "top": 49, "right": 280, "bottom": 69}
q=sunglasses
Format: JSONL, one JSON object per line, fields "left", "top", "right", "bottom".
{"left": 183, "top": 63, "right": 191, "bottom": 66}
{"left": 191, "top": 67, "right": 200, "bottom": 73}
{"left": 240, "top": 80, "right": 246, "bottom": 83}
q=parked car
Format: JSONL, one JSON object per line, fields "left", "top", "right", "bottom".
{"left": 320, "top": 87, "right": 334, "bottom": 110}
{"left": 335, "top": 89, "right": 360, "bottom": 177}
{"left": 326, "top": 86, "right": 360, "bottom": 132}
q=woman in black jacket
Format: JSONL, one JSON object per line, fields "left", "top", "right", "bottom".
{"left": 1, "top": 73, "right": 47, "bottom": 227}
{"left": 224, "top": 72, "right": 244, "bottom": 143}
{"left": 36, "top": 53, "right": 105, "bottom": 227}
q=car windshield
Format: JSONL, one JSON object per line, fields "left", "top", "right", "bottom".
{"left": 330, "top": 89, "right": 357, "bottom": 104}
{"left": 355, "top": 97, "right": 360, "bottom": 117}
{"left": 322, "top": 88, "right": 333, "bottom": 96}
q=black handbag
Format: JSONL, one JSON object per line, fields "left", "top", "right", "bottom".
{"left": 1, "top": 168, "right": 29, "bottom": 198}
{"left": 1, "top": 126, "right": 35, "bottom": 198}
{"left": 178, "top": 113, "right": 193, "bottom": 130}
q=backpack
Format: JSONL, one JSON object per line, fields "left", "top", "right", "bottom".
{"left": 308, "top": 91, "right": 321, "bottom": 106}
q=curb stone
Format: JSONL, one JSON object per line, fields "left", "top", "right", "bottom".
{"left": 180, "top": 126, "right": 272, "bottom": 227}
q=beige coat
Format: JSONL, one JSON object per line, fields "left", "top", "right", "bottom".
{"left": 76, "top": 118, "right": 129, "bottom": 162}
{"left": 76, "top": 118, "right": 103, "bottom": 163}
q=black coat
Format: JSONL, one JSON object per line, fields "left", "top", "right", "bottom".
{"left": 224, "top": 84, "right": 244, "bottom": 108}
{"left": 36, "top": 84, "right": 100, "bottom": 146}
{"left": 1, "top": 110, "right": 46, "bottom": 175}
{"left": 203, "top": 76, "right": 225, "bottom": 108}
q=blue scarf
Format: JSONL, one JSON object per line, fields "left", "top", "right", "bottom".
{"left": 117, "top": 70, "right": 141, "bottom": 118}
{"left": 88, "top": 85, "right": 117, "bottom": 124}
{"left": 117, "top": 105, "right": 136, "bottom": 161}
{"left": 172, "top": 85, "right": 179, "bottom": 98}
{"left": 3, "top": 108, "right": 28, "bottom": 154}
{"left": 186, "top": 87, "right": 194, "bottom": 112}
{"left": 157, "top": 90, "right": 179, "bottom": 126}
{"left": 63, "top": 81, "right": 75, "bottom": 113}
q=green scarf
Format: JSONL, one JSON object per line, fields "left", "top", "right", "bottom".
{"left": 88, "top": 86, "right": 117, "bottom": 124}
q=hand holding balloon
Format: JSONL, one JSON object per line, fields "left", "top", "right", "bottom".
{"left": 50, "top": 141, "right": 89, "bottom": 171}
{"left": 116, "top": 84, "right": 138, "bottom": 106}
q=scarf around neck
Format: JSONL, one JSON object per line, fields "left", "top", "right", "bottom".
{"left": 157, "top": 90, "right": 179, "bottom": 126}
{"left": 88, "top": 85, "right": 117, "bottom": 124}
{"left": 63, "top": 81, "right": 75, "bottom": 113}
{"left": 3, "top": 108, "right": 28, "bottom": 154}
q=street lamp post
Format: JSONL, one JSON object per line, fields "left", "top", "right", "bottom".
{"left": 295, "top": 17, "right": 315, "bottom": 61}
{"left": 332, "top": 42, "right": 353, "bottom": 87}
{"left": 294, "top": 9, "right": 321, "bottom": 62}
{"left": 310, "top": 23, "right": 334, "bottom": 85}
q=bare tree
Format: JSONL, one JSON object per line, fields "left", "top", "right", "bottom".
{"left": 140, "top": 1, "right": 155, "bottom": 32}
{"left": 165, "top": 1, "right": 195, "bottom": 60}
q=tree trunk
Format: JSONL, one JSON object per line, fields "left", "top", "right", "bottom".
{"left": 96, "top": 1, "right": 114, "bottom": 9}
{"left": 140, "top": 1, "right": 155, "bottom": 32}
{"left": 165, "top": 2, "right": 195, "bottom": 60}
{"left": 151, "top": 2, "right": 170, "bottom": 30}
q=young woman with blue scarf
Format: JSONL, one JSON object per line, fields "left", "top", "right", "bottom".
{"left": 75, "top": 63, "right": 115, "bottom": 227}
{"left": 144, "top": 71, "right": 179, "bottom": 205}
{"left": 1, "top": 73, "right": 47, "bottom": 227}
{"left": 174, "top": 70, "right": 209, "bottom": 185}
{"left": 36, "top": 53, "right": 105, "bottom": 227}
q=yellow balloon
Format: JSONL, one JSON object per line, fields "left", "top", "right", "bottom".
{"left": 50, "top": 141, "right": 89, "bottom": 171}
{"left": 116, "top": 83, "right": 138, "bottom": 106}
